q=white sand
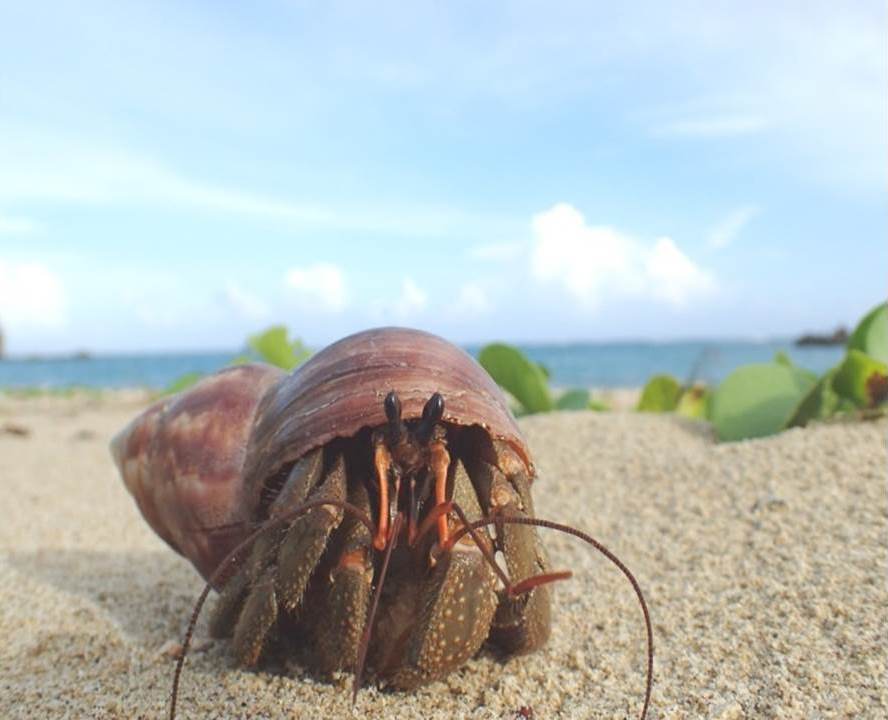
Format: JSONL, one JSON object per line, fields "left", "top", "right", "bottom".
{"left": 1, "top": 392, "right": 885, "bottom": 719}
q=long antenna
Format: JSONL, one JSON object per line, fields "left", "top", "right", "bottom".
{"left": 449, "top": 514, "right": 654, "bottom": 720}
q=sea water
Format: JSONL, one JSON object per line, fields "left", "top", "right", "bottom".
{"left": 0, "top": 341, "right": 845, "bottom": 390}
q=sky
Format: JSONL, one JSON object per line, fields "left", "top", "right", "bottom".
{"left": 0, "top": 1, "right": 885, "bottom": 354}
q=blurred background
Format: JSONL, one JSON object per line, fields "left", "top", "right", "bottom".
{"left": 0, "top": 1, "right": 884, "bottom": 390}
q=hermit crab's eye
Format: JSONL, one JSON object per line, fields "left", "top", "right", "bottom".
{"left": 417, "top": 392, "right": 444, "bottom": 442}
{"left": 384, "top": 390, "right": 402, "bottom": 443}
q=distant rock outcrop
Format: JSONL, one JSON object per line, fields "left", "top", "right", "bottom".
{"left": 0, "top": 324, "right": 5, "bottom": 359}
{"left": 794, "top": 326, "right": 849, "bottom": 346}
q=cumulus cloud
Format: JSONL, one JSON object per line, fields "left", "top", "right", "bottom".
{"left": 645, "top": 237, "right": 716, "bottom": 306}
{"left": 0, "top": 260, "right": 67, "bottom": 329}
{"left": 708, "top": 205, "right": 761, "bottom": 249}
{"left": 530, "top": 203, "right": 714, "bottom": 308}
{"left": 286, "top": 263, "right": 349, "bottom": 312}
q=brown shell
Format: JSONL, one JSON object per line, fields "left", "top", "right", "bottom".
{"left": 112, "top": 327, "right": 530, "bottom": 584}
{"left": 111, "top": 364, "right": 285, "bottom": 581}
{"left": 242, "top": 327, "right": 531, "bottom": 507}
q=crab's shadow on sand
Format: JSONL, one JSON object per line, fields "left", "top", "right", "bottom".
{"left": 7, "top": 548, "right": 207, "bottom": 647}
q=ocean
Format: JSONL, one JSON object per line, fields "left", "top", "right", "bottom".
{"left": 0, "top": 340, "right": 845, "bottom": 390}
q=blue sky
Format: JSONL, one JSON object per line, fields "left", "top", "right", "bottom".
{"left": 0, "top": 1, "right": 884, "bottom": 354}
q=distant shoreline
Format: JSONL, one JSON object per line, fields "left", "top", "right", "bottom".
{"left": 0, "top": 341, "right": 845, "bottom": 392}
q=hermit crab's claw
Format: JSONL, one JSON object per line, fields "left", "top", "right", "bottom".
{"left": 110, "top": 364, "right": 285, "bottom": 585}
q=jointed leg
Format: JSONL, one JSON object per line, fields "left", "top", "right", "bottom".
{"left": 468, "top": 440, "right": 552, "bottom": 654}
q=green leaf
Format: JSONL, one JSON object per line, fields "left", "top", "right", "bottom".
{"left": 833, "top": 349, "right": 888, "bottom": 408}
{"left": 163, "top": 372, "right": 203, "bottom": 396}
{"left": 710, "top": 363, "right": 816, "bottom": 441}
{"left": 636, "top": 374, "right": 682, "bottom": 412}
{"left": 228, "top": 354, "right": 252, "bottom": 366}
{"left": 587, "top": 397, "right": 609, "bottom": 412}
{"left": 247, "top": 326, "right": 311, "bottom": 370}
{"left": 478, "top": 343, "right": 553, "bottom": 414}
{"left": 554, "top": 388, "right": 591, "bottom": 411}
{"left": 675, "top": 385, "right": 709, "bottom": 419}
{"left": 848, "top": 302, "right": 888, "bottom": 364}
{"left": 784, "top": 369, "right": 841, "bottom": 428}
{"left": 774, "top": 350, "right": 819, "bottom": 385}
{"left": 774, "top": 351, "right": 792, "bottom": 367}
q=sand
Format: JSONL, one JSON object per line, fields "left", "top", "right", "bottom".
{"left": 0, "top": 392, "right": 885, "bottom": 719}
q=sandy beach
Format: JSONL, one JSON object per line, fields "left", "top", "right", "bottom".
{"left": 1, "top": 392, "right": 885, "bottom": 719}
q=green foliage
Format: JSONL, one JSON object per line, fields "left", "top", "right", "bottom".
{"left": 478, "top": 343, "right": 553, "bottom": 414}
{"left": 847, "top": 302, "right": 887, "bottom": 364}
{"left": 675, "top": 385, "right": 710, "bottom": 419}
{"left": 785, "top": 369, "right": 843, "bottom": 428}
{"left": 636, "top": 374, "right": 681, "bottom": 412}
{"left": 833, "top": 349, "right": 888, "bottom": 408}
{"left": 554, "top": 388, "right": 592, "bottom": 410}
{"left": 162, "top": 325, "right": 313, "bottom": 397}
{"left": 587, "top": 397, "right": 609, "bottom": 412}
{"left": 629, "top": 301, "right": 887, "bottom": 441}
{"left": 633, "top": 301, "right": 888, "bottom": 441}
{"left": 478, "top": 342, "right": 606, "bottom": 415}
{"left": 162, "top": 372, "right": 203, "bottom": 396}
{"left": 248, "top": 326, "right": 312, "bottom": 370}
{"left": 709, "top": 363, "right": 815, "bottom": 441}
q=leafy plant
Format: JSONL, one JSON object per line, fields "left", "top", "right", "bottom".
{"left": 675, "top": 384, "right": 710, "bottom": 419}
{"left": 162, "top": 372, "right": 204, "bottom": 396}
{"left": 247, "top": 325, "right": 312, "bottom": 371}
{"left": 162, "top": 325, "right": 313, "bottom": 396}
{"left": 847, "top": 302, "right": 887, "bottom": 364}
{"left": 832, "top": 348, "right": 888, "bottom": 408}
{"left": 709, "top": 362, "right": 815, "bottom": 441}
{"left": 636, "top": 375, "right": 682, "bottom": 412}
{"left": 634, "top": 301, "right": 886, "bottom": 441}
{"left": 478, "top": 342, "right": 607, "bottom": 415}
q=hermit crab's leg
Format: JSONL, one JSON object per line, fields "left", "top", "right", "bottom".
{"left": 311, "top": 480, "right": 375, "bottom": 673}
{"left": 232, "top": 566, "right": 279, "bottom": 664}
{"left": 275, "top": 451, "right": 347, "bottom": 613}
{"left": 385, "top": 458, "right": 498, "bottom": 689}
{"left": 232, "top": 450, "right": 345, "bottom": 665}
{"left": 468, "top": 440, "right": 552, "bottom": 654}
{"left": 208, "top": 449, "right": 324, "bottom": 639}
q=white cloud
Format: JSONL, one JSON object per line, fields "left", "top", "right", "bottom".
{"left": 530, "top": 203, "right": 714, "bottom": 308}
{"left": 286, "top": 263, "right": 348, "bottom": 312}
{"left": 645, "top": 237, "right": 716, "bottom": 306}
{"left": 708, "top": 205, "right": 761, "bottom": 249}
{"left": 0, "top": 212, "right": 39, "bottom": 235}
{"left": 0, "top": 125, "right": 511, "bottom": 238}
{"left": 396, "top": 277, "right": 428, "bottom": 318}
{"left": 221, "top": 283, "right": 269, "bottom": 321}
{"left": 454, "top": 283, "right": 492, "bottom": 315}
{"left": 0, "top": 260, "right": 67, "bottom": 330}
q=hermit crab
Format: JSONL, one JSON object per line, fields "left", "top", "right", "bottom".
{"left": 111, "top": 327, "right": 652, "bottom": 718}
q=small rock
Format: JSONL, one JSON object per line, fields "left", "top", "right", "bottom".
{"left": 158, "top": 639, "right": 184, "bottom": 659}
{"left": 157, "top": 637, "right": 212, "bottom": 660}
{"left": 1, "top": 422, "right": 31, "bottom": 437}
{"left": 710, "top": 699, "right": 745, "bottom": 720}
